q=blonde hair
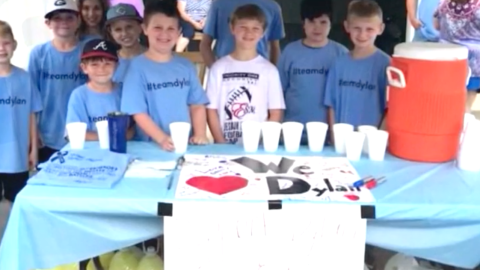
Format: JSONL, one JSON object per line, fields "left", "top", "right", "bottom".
{"left": 347, "top": 0, "right": 383, "bottom": 20}
{"left": 230, "top": 4, "right": 267, "bottom": 29}
{"left": 0, "top": 20, "right": 14, "bottom": 40}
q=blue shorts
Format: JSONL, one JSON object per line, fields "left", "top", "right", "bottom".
{"left": 467, "top": 77, "right": 480, "bottom": 91}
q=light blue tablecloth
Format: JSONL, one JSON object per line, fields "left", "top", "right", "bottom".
{"left": 1, "top": 141, "right": 480, "bottom": 270}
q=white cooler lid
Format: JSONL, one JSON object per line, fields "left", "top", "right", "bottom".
{"left": 393, "top": 42, "right": 469, "bottom": 60}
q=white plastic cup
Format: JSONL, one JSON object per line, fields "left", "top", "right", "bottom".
{"left": 241, "top": 121, "right": 261, "bottom": 152}
{"left": 358, "top": 125, "right": 378, "bottom": 154}
{"left": 282, "top": 122, "right": 304, "bottom": 152}
{"left": 306, "top": 122, "right": 328, "bottom": 152}
{"left": 261, "top": 122, "right": 282, "bottom": 152}
{"left": 333, "top": 123, "right": 354, "bottom": 154}
{"left": 460, "top": 113, "right": 476, "bottom": 143}
{"left": 345, "top": 132, "right": 366, "bottom": 161}
{"left": 95, "top": 120, "right": 109, "bottom": 149}
{"left": 457, "top": 119, "right": 480, "bottom": 172}
{"left": 170, "top": 122, "right": 191, "bottom": 153}
{"left": 66, "top": 122, "right": 87, "bottom": 149}
{"left": 367, "top": 130, "right": 389, "bottom": 161}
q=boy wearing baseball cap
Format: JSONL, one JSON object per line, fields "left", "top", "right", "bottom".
{"left": 66, "top": 39, "right": 134, "bottom": 140}
{"left": 105, "top": 3, "right": 145, "bottom": 87}
{"left": 29, "top": 0, "right": 87, "bottom": 163}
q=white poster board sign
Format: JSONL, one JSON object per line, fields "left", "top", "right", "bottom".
{"left": 175, "top": 154, "right": 375, "bottom": 202}
{"left": 164, "top": 202, "right": 367, "bottom": 270}
{"left": 164, "top": 155, "right": 374, "bottom": 269}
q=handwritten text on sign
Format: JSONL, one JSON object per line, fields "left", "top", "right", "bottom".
{"left": 164, "top": 203, "right": 367, "bottom": 270}
{"left": 175, "top": 155, "right": 375, "bottom": 202}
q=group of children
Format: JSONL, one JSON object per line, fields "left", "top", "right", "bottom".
{"left": 0, "top": 0, "right": 390, "bottom": 203}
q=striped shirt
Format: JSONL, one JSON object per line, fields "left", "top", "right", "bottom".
{"left": 181, "top": 0, "right": 212, "bottom": 22}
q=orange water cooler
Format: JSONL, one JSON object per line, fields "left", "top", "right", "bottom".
{"left": 386, "top": 42, "right": 469, "bottom": 162}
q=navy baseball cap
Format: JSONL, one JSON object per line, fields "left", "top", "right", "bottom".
{"left": 81, "top": 39, "right": 118, "bottom": 61}
{"left": 105, "top": 4, "right": 142, "bottom": 26}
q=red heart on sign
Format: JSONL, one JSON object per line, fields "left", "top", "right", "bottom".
{"left": 186, "top": 176, "right": 248, "bottom": 195}
{"left": 344, "top": 194, "right": 359, "bottom": 201}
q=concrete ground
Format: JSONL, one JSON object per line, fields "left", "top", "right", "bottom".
{"left": 1, "top": 98, "right": 480, "bottom": 269}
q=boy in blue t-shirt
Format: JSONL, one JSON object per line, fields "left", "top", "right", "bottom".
{"left": 200, "top": 0, "right": 285, "bottom": 67}
{"left": 0, "top": 21, "right": 42, "bottom": 203}
{"left": 324, "top": 0, "right": 390, "bottom": 134}
{"left": 66, "top": 39, "right": 134, "bottom": 140}
{"left": 28, "top": 0, "right": 88, "bottom": 163}
{"left": 121, "top": 1, "right": 209, "bottom": 151}
{"left": 278, "top": 0, "right": 347, "bottom": 143}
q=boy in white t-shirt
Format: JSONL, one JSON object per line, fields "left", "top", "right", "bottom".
{"left": 206, "top": 4, "right": 285, "bottom": 144}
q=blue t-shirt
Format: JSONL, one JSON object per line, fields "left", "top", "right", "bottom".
{"left": 28, "top": 41, "right": 87, "bottom": 150}
{"left": 0, "top": 66, "right": 42, "bottom": 173}
{"left": 278, "top": 40, "right": 348, "bottom": 125}
{"left": 66, "top": 84, "right": 122, "bottom": 132}
{"left": 417, "top": 0, "right": 440, "bottom": 41}
{"left": 203, "top": 0, "right": 285, "bottom": 59}
{"left": 112, "top": 57, "right": 131, "bottom": 88}
{"left": 324, "top": 50, "right": 390, "bottom": 127}
{"left": 121, "top": 54, "right": 209, "bottom": 141}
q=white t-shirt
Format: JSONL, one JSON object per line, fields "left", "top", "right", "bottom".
{"left": 206, "top": 55, "right": 285, "bottom": 144}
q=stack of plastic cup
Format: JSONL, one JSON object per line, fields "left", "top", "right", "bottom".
{"left": 95, "top": 120, "right": 109, "bottom": 149}
{"left": 367, "top": 130, "right": 389, "bottom": 161}
{"left": 357, "top": 125, "right": 377, "bottom": 154}
{"left": 306, "top": 122, "right": 328, "bottom": 152}
{"left": 261, "top": 122, "right": 282, "bottom": 152}
{"left": 66, "top": 122, "right": 87, "bottom": 149}
{"left": 170, "top": 122, "right": 191, "bottom": 153}
{"left": 241, "top": 121, "right": 261, "bottom": 152}
{"left": 333, "top": 123, "right": 354, "bottom": 154}
{"left": 345, "top": 131, "right": 366, "bottom": 161}
{"left": 282, "top": 122, "right": 304, "bottom": 152}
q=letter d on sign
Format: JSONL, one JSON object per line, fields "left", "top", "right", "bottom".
{"left": 266, "top": 176, "right": 311, "bottom": 195}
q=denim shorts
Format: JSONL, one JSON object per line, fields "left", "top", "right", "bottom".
{"left": 179, "top": 19, "right": 195, "bottom": 39}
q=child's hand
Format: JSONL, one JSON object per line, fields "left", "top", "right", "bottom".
{"left": 159, "top": 136, "right": 175, "bottom": 151}
{"left": 190, "top": 135, "right": 209, "bottom": 145}
{"left": 29, "top": 148, "right": 38, "bottom": 170}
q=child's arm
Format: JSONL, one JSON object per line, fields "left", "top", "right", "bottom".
{"left": 205, "top": 63, "right": 226, "bottom": 143}
{"left": 29, "top": 79, "right": 43, "bottom": 169}
{"left": 187, "top": 63, "right": 210, "bottom": 144}
{"left": 267, "top": 3, "right": 286, "bottom": 64}
{"left": 406, "top": 0, "right": 421, "bottom": 29}
{"left": 200, "top": 2, "right": 219, "bottom": 67}
{"left": 267, "top": 68, "right": 286, "bottom": 121}
{"left": 324, "top": 64, "right": 338, "bottom": 144}
{"left": 277, "top": 48, "right": 289, "bottom": 95}
{"left": 207, "top": 109, "right": 226, "bottom": 143}
{"left": 133, "top": 113, "right": 173, "bottom": 150}
{"left": 29, "top": 113, "right": 38, "bottom": 169}
{"left": 189, "top": 104, "right": 208, "bottom": 144}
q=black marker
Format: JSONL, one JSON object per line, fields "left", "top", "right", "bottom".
{"left": 167, "top": 155, "right": 185, "bottom": 190}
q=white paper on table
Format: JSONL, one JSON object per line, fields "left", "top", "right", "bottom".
{"left": 124, "top": 161, "right": 175, "bottom": 178}
{"left": 164, "top": 201, "right": 367, "bottom": 270}
{"left": 131, "top": 160, "right": 177, "bottom": 170}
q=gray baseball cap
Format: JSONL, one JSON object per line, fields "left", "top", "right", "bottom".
{"left": 105, "top": 3, "right": 142, "bottom": 26}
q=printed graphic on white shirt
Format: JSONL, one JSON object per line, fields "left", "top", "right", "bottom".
{"left": 223, "top": 73, "right": 260, "bottom": 143}
{"left": 207, "top": 56, "right": 286, "bottom": 145}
